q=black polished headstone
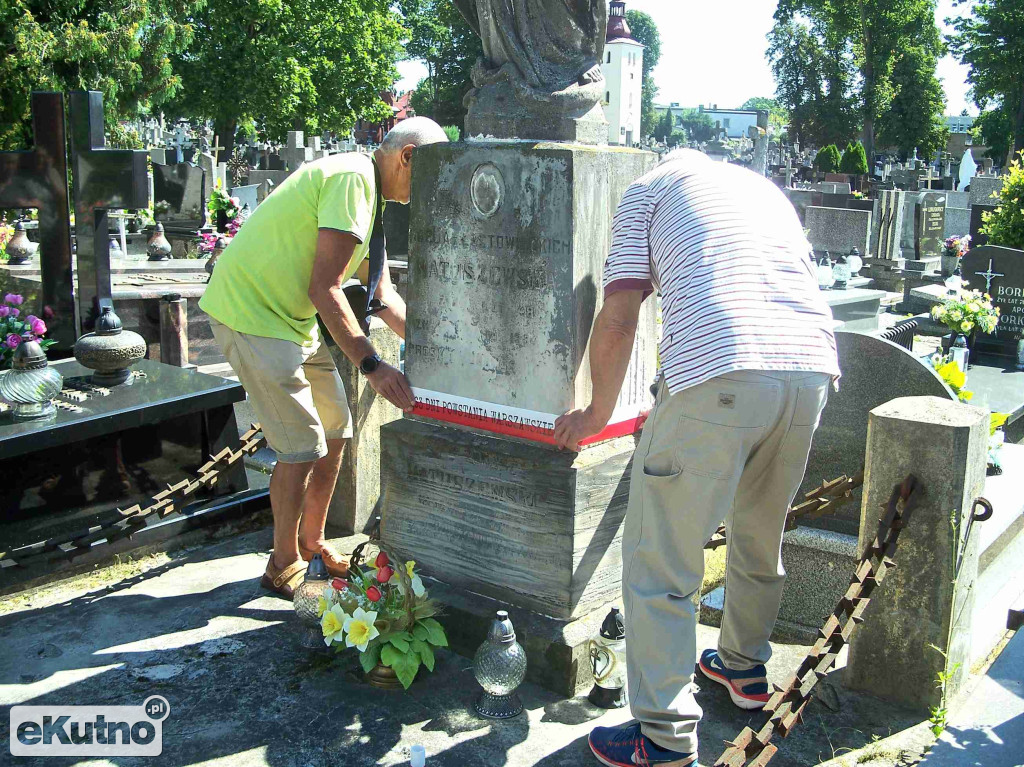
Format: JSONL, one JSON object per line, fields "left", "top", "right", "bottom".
{"left": 915, "top": 192, "right": 946, "bottom": 260}
{"left": 970, "top": 204, "right": 997, "bottom": 248}
{"left": 68, "top": 91, "right": 150, "bottom": 330}
{"left": 153, "top": 163, "right": 206, "bottom": 227}
{"left": 960, "top": 245, "right": 1024, "bottom": 352}
{"left": 0, "top": 92, "right": 76, "bottom": 348}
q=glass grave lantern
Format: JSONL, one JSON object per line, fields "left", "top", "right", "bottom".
{"left": 0, "top": 335, "right": 63, "bottom": 420}
{"left": 587, "top": 606, "right": 627, "bottom": 709}
{"left": 473, "top": 610, "right": 527, "bottom": 719}
{"left": 816, "top": 252, "right": 834, "bottom": 290}
{"left": 293, "top": 554, "right": 330, "bottom": 649}
{"left": 831, "top": 253, "right": 851, "bottom": 290}
{"left": 847, "top": 247, "right": 863, "bottom": 277}
{"left": 945, "top": 264, "right": 964, "bottom": 297}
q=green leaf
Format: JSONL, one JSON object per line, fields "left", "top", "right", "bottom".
{"left": 412, "top": 624, "right": 430, "bottom": 641}
{"left": 389, "top": 633, "right": 411, "bottom": 653}
{"left": 420, "top": 617, "right": 448, "bottom": 647}
{"left": 411, "top": 638, "right": 435, "bottom": 672}
{"left": 360, "top": 643, "right": 381, "bottom": 673}
{"left": 381, "top": 643, "right": 402, "bottom": 668}
{"left": 390, "top": 648, "right": 422, "bottom": 690}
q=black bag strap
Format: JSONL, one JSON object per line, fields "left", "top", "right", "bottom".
{"left": 366, "top": 159, "right": 388, "bottom": 320}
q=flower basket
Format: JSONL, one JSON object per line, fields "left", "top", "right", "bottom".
{"left": 316, "top": 541, "right": 448, "bottom": 690}
{"left": 931, "top": 288, "right": 999, "bottom": 365}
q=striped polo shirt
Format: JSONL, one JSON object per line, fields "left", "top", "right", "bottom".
{"left": 605, "top": 150, "right": 839, "bottom": 394}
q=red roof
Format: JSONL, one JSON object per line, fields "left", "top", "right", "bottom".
{"left": 607, "top": 1, "right": 635, "bottom": 42}
{"left": 393, "top": 91, "right": 414, "bottom": 120}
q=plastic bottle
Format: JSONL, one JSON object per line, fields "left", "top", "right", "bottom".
{"left": 411, "top": 745, "right": 426, "bottom": 767}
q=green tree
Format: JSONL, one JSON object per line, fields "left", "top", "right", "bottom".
{"left": 0, "top": 0, "right": 200, "bottom": 150}
{"left": 982, "top": 151, "right": 1024, "bottom": 249}
{"left": 972, "top": 108, "right": 1015, "bottom": 163}
{"left": 164, "top": 0, "right": 403, "bottom": 158}
{"left": 625, "top": 9, "right": 662, "bottom": 139}
{"left": 775, "top": 0, "right": 943, "bottom": 159}
{"left": 739, "top": 97, "right": 790, "bottom": 133}
{"left": 840, "top": 141, "right": 870, "bottom": 173}
{"left": 401, "top": 0, "right": 482, "bottom": 129}
{"left": 767, "top": 19, "right": 859, "bottom": 148}
{"left": 678, "top": 108, "right": 715, "bottom": 143}
{"left": 815, "top": 143, "right": 842, "bottom": 172}
{"left": 947, "top": 0, "right": 1024, "bottom": 159}
{"left": 877, "top": 46, "right": 949, "bottom": 159}
{"left": 654, "top": 108, "right": 674, "bottom": 142}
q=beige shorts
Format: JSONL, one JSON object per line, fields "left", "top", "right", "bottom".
{"left": 210, "top": 319, "right": 353, "bottom": 463}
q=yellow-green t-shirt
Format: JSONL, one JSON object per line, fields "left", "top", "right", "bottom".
{"left": 199, "top": 152, "right": 380, "bottom": 345}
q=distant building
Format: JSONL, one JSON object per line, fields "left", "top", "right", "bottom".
{"left": 945, "top": 114, "right": 976, "bottom": 133}
{"left": 353, "top": 91, "right": 415, "bottom": 144}
{"left": 697, "top": 106, "right": 763, "bottom": 139}
{"left": 600, "top": 1, "right": 644, "bottom": 146}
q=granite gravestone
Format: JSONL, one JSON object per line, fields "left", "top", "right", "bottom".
{"left": 231, "top": 183, "right": 259, "bottom": 213}
{"left": 915, "top": 192, "right": 946, "bottom": 261}
{"left": 806, "top": 206, "right": 871, "bottom": 255}
{"left": 970, "top": 204, "right": 997, "bottom": 247}
{"left": 961, "top": 245, "right": 1024, "bottom": 354}
{"left": 153, "top": 163, "right": 207, "bottom": 228}
{"left": 873, "top": 189, "right": 905, "bottom": 262}
{"left": 969, "top": 176, "right": 1003, "bottom": 208}
{"left": 801, "top": 331, "right": 956, "bottom": 536}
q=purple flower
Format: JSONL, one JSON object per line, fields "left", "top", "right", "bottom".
{"left": 4, "top": 293, "right": 23, "bottom": 306}
{"left": 5, "top": 333, "right": 21, "bottom": 349}
{"left": 9, "top": 308, "right": 18, "bottom": 318}
{"left": 29, "top": 317, "right": 46, "bottom": 336}
{"left": 0, "top": 306, "right": 9, "bottom": 318}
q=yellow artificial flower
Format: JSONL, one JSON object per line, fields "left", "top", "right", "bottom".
{"left": 317, "top": 595, "right": 328, "bottom": 618}
{"left": 962, "top": 320, "right": 975, "bottom": 332}
{"left": 343, "top": 607, "right": 380, "bottom": 651}
{"left": 391, "top": 560, "right": 427, "bottom": 598}
{"left": 321, "top": 604, "right": 349, "bottom": 646}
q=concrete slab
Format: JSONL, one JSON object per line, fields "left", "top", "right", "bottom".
{"left": 0, "top": 529, "right": 923, "bottom": 766}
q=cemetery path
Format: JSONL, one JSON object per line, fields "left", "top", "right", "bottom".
{"left": 0, "top": 530, "right": 923, "bottom": 766}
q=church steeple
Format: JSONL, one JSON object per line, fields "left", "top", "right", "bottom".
{"left": 607, "top": 1, "right": 635, "bottom": 42}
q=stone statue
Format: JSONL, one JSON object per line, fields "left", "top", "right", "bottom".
{"left": 454, "top": 0, "right": 609, "bottom": 143}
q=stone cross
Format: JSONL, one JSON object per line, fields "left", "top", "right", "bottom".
{"left": 0, "top": 91, "right": 76, "bottom": 348}
{"left": 211, "top": 135, "right": 226, "bottom": 165}
{"left": 69, "top": 91, "right": 150, "bottom": 330}
{"left": 974, "top": 258, "right": 1005, "bottom": 293}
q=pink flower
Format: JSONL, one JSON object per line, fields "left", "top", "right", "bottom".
{"left": 9, "top": 308, "right": 18, "bottom": 318}
{"left": 5, "top": 333, "right": 21, "bottom": 349}
{"left": 4, "top": 293, "right": 23, "bottom": 305}
{"left": 0, "top": 306, "right": 9, "bottom": 318}
{"left": 29, "top": 317, "right": 46, "bottom": 336}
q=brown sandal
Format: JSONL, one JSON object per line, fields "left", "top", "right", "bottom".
{"left": 260, "top": 557, "right": 307, "bottom": 599}
{"left": 298, "top": 542, "right": 350, "bottom": 579}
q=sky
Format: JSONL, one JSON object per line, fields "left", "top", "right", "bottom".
{"left": 395, "top": 0, "right": 977, "bottom": 116}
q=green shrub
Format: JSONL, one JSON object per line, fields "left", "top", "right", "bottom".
{"left": 840, "top": 141, "right": 869, "bottom": 174}
{"left": 981, "top": 151, "right": 1024, "bottom": 251}
{"left": 814, "top": 144, "right": 842, "bottom": 173}
{"left": 441, "top": 125, "right": 460, "bottom": 142}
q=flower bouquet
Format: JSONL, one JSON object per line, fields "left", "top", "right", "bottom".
{"left": 931, "top": 288, "right": 1000, "bottom": 339}
{"left": 0, "top": 216, "right": 14, "bottom": 262}
{"left": 207, "top": 182, "right": 240, "bottom": 232}
{"left": 941, "top": 234, "right": 971, "bottom": 277}
{"left": 929, "top": 352, "right": 973, "bottom": 403}
{"left": 1, "top": 293, "right": 53, "bottom": 368}
{"left": 317, "top": 545, "right": 447, "bottom": 689}
{"left": 196, "top": 232, "right": 220, "bottom": 258}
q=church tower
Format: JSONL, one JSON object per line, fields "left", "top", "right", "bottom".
{"left": 601, "top": 1, "right": 645, "bottom": 146}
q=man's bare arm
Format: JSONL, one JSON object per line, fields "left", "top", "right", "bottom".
{"left": 375, "top": 257, "right": 406, "bottom": 339}
{"left": 308, "top": 228, "right": 413, "bottom": 411}
{"left": 553, "top": 289, "right": 645, "bottom": 450}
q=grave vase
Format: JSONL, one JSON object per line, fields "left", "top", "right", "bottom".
{"left": 215, "top": 209, "right": 229, "bottom": 233}
{"left": 941, "top": 254, "right": 960, "bottom": 278}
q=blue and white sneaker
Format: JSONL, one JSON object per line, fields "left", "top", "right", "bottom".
{"left": 589, "top": 722, "right": 698, "bottom": 767}
{"left": 697, "top": 649, "right": 771, "bottom": 710}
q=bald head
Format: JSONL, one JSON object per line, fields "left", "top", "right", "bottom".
{"left": 380, "top": 117, "right": 449, "bottom": 155}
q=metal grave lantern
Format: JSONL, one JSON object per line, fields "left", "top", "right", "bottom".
{"left": 73, "top": 306, "right": 146, "bottom": 386}
{"left": 5, "top": 221, "right": 34, "bottom": 265}
{"left": 587, "top": 606, "right": 627, "bottom": 708}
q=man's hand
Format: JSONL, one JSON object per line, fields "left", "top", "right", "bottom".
{"left": 366, "top": 361, "right": 415, "bottom": 412}
{"left": 553, "top": 405, "right": 609, "bottom": 451}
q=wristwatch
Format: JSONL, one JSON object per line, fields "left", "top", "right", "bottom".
{"left": 359, "top": 354, "right": 382, "bottom": 375}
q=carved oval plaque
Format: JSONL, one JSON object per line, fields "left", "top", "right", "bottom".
{"left": 471, "top": 163, "right": 503, "bottom": 218}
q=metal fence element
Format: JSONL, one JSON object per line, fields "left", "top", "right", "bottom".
{"left": 878, "top": 318, "right": 919, "bottom": 352}
{"left": 0, "top": 424, "right": 267, "bottom": 570}
{"left": 705, "top": 472, "right": 864, "bottom": 552}
{"left": 714, "top": 475, "right": 922, "bottom": 767}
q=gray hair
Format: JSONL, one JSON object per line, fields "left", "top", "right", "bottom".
{"left": 380, "top": 117, "right": 449, "bottom": 154}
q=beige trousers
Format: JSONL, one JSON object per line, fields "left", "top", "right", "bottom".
{"left": 622, "top": 369, "right": 831, "bottom": 754}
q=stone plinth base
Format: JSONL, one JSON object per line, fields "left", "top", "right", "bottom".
{"left": 778, "top": 527, "right": 859, "bottom": 629}
{"left": 380, "top": 418, "right": 636, "bottom": 622}
{"left": 464, "top": 86, "right": 608, "bottom": 144}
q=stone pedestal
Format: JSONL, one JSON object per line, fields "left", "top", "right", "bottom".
{"left": 326, "top": 318, "right": 402, "bottom": 536}
{"left": 381, "top": 418, "right": 635, "bottom": 622}
{"left": 846, "top": 396, "right": 989, "bottom": 712}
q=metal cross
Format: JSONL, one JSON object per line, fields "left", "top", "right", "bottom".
{"left": 0, "top": 92, "right": 76, "bottom": 348}
{"left": 69, "top": 91, "right": 150, "bottom": 331}
{"left": 975, "top": 258, "right": 1005, "bottom": 293}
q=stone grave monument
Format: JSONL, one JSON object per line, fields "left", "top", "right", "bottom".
{"left": 379, "top": 0, "right": 658, "bottom": 697}
{"left": 961, "top": 245, "right": 1024, "bottom": 358}
{"left": 909, "top": 191, "right": 946, "bottom": 272}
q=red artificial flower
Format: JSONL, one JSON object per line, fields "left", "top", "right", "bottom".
{"left": 376, "top": 565, "right": 394, "bottom": 584}
{"left": 366, "top": 586, "right": 382, "bottom": 603}
{"left": 331, "top": 578, "right": 348, "bottom": 591}
{"left": 375, "top": 552, "right": 390, "bottom": 569}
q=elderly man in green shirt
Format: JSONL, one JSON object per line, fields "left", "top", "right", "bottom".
{"left": 200, "top": 117, "right": 448, "bottom": 598}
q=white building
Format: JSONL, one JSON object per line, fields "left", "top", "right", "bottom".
{"left": 601, "top": 1, "right": 644, "bottom": 146}
{"left": 697, "top": 107, "right": 763, "bottom": 139}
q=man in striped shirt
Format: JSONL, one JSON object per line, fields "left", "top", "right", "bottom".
{"left": 554, "top": 149, "right": 839, "bottom": 767}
